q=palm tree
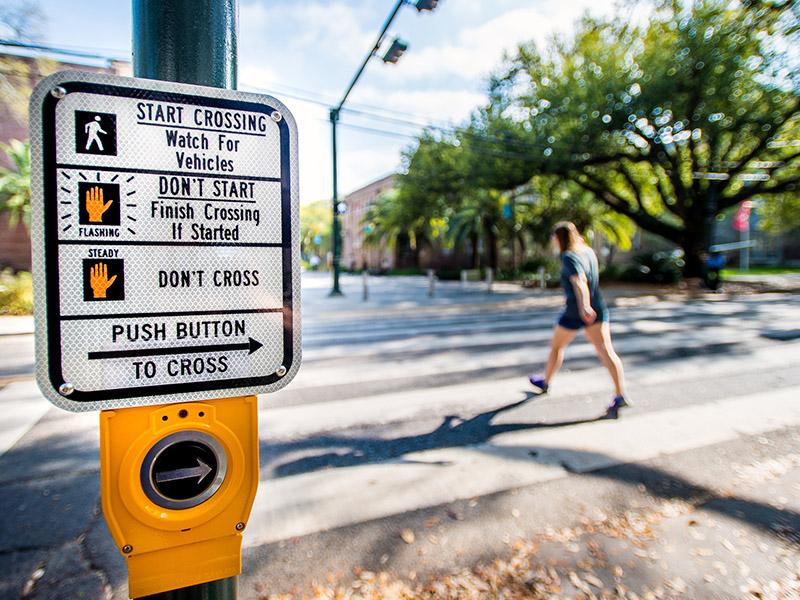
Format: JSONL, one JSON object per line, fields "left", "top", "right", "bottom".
{"left": 0, "top": 140, "right": 31, "bottom": 227}
{"left": 447, "top": 189, "right": 503, "bottom": 271}
{"left": 363, "top": 189, "right": 436, "bottom": 268}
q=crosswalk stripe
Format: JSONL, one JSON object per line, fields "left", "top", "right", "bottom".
{"left": 0, "top": 381, "right": 51, "bottom": 458}
{"left": 244, "top": 384, "right": 800, "bottom": 547}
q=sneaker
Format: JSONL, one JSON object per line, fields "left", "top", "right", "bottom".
{"left": 528, "top": 375, "right": 548, "bottom": 393}
{"left": 604, "top": 395, "right": 630, "bottom": 419}
{"left": 612, "top": 395, "right": 630, "bottom": 408}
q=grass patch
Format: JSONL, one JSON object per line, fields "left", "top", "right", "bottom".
{"left": 721, "top": 267, "right": 800, "bottom": 277}
{"left": 0, "top": 269, "right": 33, "bottom": 315}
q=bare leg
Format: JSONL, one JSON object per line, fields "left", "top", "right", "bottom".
{"left": 584, "top": 321, "right": 626, "bottom": 397}
{"left": 543, "top": 325, "right": 578, "bottom": 386}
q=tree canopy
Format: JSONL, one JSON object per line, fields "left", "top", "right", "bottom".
{"left": 377, "top": 0, "right": 799, "bottom": 276}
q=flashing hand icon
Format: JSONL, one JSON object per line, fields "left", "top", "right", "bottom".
{"left": 86, "top": 186, "right": 113, "bottom": 223}
{"left": 90, "top": 262, "right": 117, "bottom": 299}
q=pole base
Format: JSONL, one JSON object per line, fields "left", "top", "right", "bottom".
{"left": 328, "top": 289, "right": 344, "bottom": 297}
{"left": 136, "top": 576, "right": 237, "bottom": 599}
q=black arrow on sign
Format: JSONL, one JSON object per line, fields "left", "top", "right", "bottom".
{"left": 87, "top": 337, "right": 263, "bottom": 360}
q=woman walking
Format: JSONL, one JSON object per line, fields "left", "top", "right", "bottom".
{"left": 529, "top": 222, "right": 629, "bottom": 416}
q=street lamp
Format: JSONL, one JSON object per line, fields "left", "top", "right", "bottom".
{"left": 328, "top": 0, "right": 437, "bottom": 296}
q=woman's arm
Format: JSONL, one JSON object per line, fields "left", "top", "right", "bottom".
{"left": 570, "top": 273, "right": 597, "bottom": 324}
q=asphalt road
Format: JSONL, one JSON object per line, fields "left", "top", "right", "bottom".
{"left": 1, "top": 273, "right": 799, "bottom": 598}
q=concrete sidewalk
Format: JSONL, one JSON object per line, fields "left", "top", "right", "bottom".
{"left": 0, "top": 315, "right": 34, "bottom": 336}
{"left": 240, "top": 424, "right": 800, "bottom": 599}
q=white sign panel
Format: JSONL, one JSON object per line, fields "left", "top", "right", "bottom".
{"left": 30, "top": 71, "right": 301, "bottom": 411}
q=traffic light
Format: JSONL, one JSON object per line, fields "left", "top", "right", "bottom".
{"left": 415, "top": 0, "right": 438, "bottom": 11}
{"left": 382, "top": 38, "right": 408, "bottom": 64}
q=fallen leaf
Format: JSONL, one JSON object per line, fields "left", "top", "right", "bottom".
{"left": 584, "top": 573, "right": 604, "bottom": 588}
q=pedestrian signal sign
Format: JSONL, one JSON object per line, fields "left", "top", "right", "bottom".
{"left": 29, "top": 71, "right": 301, "bottom": 411}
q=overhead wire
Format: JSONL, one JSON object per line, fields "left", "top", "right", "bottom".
{"left": 1, "top": 39, "right": 582, "bottom": 157}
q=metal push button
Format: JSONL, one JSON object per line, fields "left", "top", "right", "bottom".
{"left": 141, "top": 431, "right": 227, "bottom": 509}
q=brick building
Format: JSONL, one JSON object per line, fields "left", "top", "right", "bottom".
{"left": 0, "top": 52, "right": 130, "bottom": 270}
{"left": 340, "top": 174, "right": 396, "bottom": 271}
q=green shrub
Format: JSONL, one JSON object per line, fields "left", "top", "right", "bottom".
{"left": 618, "top": 251, "right": 685, "bottom": 284}
{"left": 0, "top": 269, "right": 33, "bottom": 315}
{"left": 600, "top": 263, "right": 626, "bottom": 282}
{"left": 435, "top": 268, "right": 463, "bottom": 281}
{"left": 387, "top": 267, "right": 425, "bottom": 276}
{"left": 520, "top": 255, "right": 559, "bottom": 274}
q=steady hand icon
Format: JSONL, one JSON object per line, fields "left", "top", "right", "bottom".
{"left": 90, "top": 262, "right": 117, "bottom": 299}
{"left": 86, "top": 186, "right": 113, "bottom": 223}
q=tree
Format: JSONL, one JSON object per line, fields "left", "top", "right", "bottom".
{"left": 0, "top": 0, "right": 46, "bottom": 41}
{"left": 488, "top": 0, "right": 799, "bottom": 276}
{"left": 447, "top": 189, "right": 503, "bottom": 270}
{"left": 513, "top": 177, "right": 636, "bottom": 255}
{"left": 299, "top": 200, "right": 331, "bottom": 263}
{"left": 0, "top": 140, "right": 31, "bottom": 227}
{"left": 369, "top": 133, "right": 466, "bottom": 268}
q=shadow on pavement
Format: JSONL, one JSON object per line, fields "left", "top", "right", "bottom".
{"left": 265, "top": 394, "right": 611, "bottom": 478}
{"left": 263, "top": 396, "right": 800, "bottom": 544}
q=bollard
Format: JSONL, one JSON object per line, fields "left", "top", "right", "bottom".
{"left": 362, "top": 270, "right": 369, "bottom": 301}
{"left": 486, "top": 268, "right": 493, "bottom": 294}
{"left": 427, "top": 269, "right": 436, "bottom": 298}
{"left": 538, "top": 266, "right": 546, "bottom": 290}
{"left": 460, "top": 269, "right": 467, "bottom": 289}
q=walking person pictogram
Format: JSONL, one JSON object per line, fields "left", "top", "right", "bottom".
{"left": 85, "top": 116, "right": 107, "bottom": 151}
{"left": 75, "top": 111, "right": 117, "bottom": 156}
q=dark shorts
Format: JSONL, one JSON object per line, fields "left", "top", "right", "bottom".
{"left": 558, "top": 308, "right": 609, "bottom": 330}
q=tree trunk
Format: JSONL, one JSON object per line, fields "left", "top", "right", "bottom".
{"left": 680, "top": 221, "right": 707, "bottom": 279}
{"left": 484, "top": 218, "right": 498, "bottom": 271}
{"left": 470, "top": 231, "right": 479, "bottom": 269}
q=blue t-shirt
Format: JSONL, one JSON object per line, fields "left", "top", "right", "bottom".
{"left": 560, "top": 246, "right": 606, "bottom": 318}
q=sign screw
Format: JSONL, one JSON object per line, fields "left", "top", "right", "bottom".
{"left": 50, "top": 86, "right": 67, "bottom": 99}
{"left": 270, "top": 111, "right": 282, "bottom": 122}
{"left": 235, "top": 522, "right": 245, "bottom": 531}
{"left": 276, "top": 365, "right": 287, "bottom": 377}
{"left": 122, "top": 545, "right": 133, "bottom": 554}
{"left": 59, "top": 382, "right": 74, "bottom": 396}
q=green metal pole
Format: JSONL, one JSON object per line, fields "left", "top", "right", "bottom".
{"left": 136, "top": 579, "right": 236, "bottom": 600}
{"left": 131, "top": 0, "right": 238, "bottom": 597}
{"left": 330, "top": 108, "right": 343, "bottom": 295}
{"left": 132, "top": 0, "right": 237, "bottom": 88}
{"left": 328, "top": 0, "right": 406, "bottom": 297}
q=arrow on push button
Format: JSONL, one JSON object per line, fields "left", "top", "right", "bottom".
{"left": 154, "top": 457, "right": 214, "bottom": 485}
{"left": 87, "top": 337, "right": 264, "bottom": 360}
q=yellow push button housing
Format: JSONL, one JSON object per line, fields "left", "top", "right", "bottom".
{"left": 100, "top": 396, "right": 259, "bottom": 598}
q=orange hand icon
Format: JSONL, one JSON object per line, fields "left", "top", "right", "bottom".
{"left": 90, "top": 262, "right": 117, "bottom": 299}
{"left": 86, "top": 186, "right": 113, "bottom": 223}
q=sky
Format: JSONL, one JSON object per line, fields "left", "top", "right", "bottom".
{"left": 17, "top": 0, "right": 620, "bottom": 202}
